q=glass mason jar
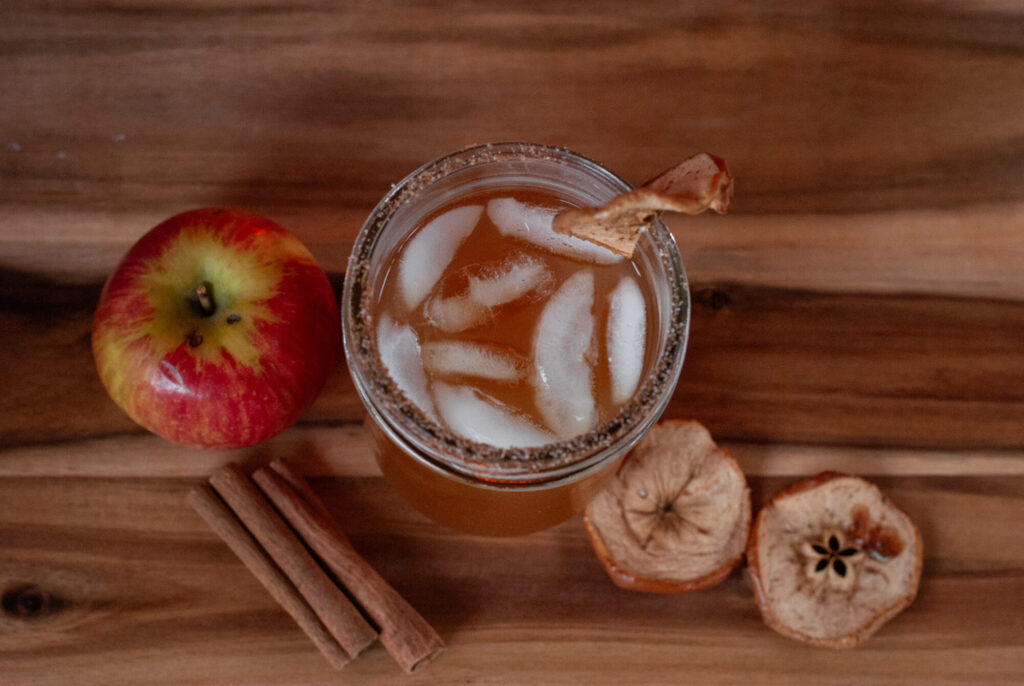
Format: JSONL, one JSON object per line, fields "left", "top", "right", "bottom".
{"left": 342, "top": 142, "right": 690, "bottom": 536}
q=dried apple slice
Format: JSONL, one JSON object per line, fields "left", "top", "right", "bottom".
{"left": 747, "top": 472, "right": 923, "bottom": 648}
{"left": 583, "top": 421, "right": 750, "bottom": 592}
{"left": 552, "top": 153, "right": 733, "bottom": 258}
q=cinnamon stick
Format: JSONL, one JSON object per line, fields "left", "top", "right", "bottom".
{"left": 208, "top": 463, "right": 378, "bottom": 659}
{"left": 254, "top": 460, "right": 445, "bottom": 673}
{"left": 186, "top": 484, "right": 351, "bottom": 670}
{"left": 267, "top": 459, "right": 334, "bottom": 521}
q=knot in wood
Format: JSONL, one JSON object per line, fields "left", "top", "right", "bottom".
{"left": 694, "top": 287, "right": 731, "bottom": 311}
{"left": 2, "top": 583, "right": 62, "bottom": 620}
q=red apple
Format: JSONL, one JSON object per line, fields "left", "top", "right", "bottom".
{"left": 92, "top": 208, "right": 339, "bottom": 448}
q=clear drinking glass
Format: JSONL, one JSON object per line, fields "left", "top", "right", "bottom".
{"left": 342, "top": 142, "right": 690, "bottom": 536}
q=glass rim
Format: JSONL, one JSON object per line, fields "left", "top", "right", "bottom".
{"left": 342, "top": 141, "right": 690, "bottom": 484}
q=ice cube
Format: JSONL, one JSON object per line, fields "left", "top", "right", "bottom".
{"left": 467, "top": 254, "right": 553, "bottom": 307}
{"left": 425, "top": 254, "right": 553, "bottom": 332}
{"left": 421, "top": 341, "right": 526, "bottom": 383}
{"left": 399, "top": 204, "right": 483, "bottom": 311}
{"left": 532, "top": 270, "right": 596, "bottom": 438}
{"left": 376, "top": 313, "right": 435, "bottom": 419}
{"left": 606, "top": 276, "right": 646, "bottom": 405}
{"left": 432, "top": 382, "right": 555, "bottom": 448}
{"left": 486, "top": 197, "right": 623, "bottom": 265}
{"left": 424, "top": 293, "right": 491, "bottom": 332}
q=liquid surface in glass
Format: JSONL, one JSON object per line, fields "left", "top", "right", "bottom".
{"left": 371, "top": 187, "right": 657, "bottom": 449}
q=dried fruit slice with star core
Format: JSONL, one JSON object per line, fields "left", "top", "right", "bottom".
{"left": 746, "top": 472, "right": 923, "bottom": 648}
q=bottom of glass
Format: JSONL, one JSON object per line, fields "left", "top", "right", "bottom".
{"left": 366, "top": 418, "right": 623, "bottom": 536}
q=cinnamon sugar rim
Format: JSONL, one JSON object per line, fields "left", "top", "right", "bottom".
{"left": 342, "top": 142, "right": 690, "bottom": 483}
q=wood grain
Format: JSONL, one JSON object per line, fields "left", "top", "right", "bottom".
{"left": 3, "top": 277, "right": 1021, "bottom": 450}
{"left": 2, "top": 0, "right": 1023, "bottom": 683}
{"left": 1, "top": 474, "right": 1022, "bottom": 685}
{"left": 3, "top": 424, "right": 1024, "bottom": 481}
{"left": 1, "top": 2, "right": 1023, "bottom": 287}
{"left": 675, "top": 283, "right": 1024, "bottom": 448}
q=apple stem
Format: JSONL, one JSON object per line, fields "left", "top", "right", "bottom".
{"left": 195, "top": 282, "right": 216, "bottom": 316}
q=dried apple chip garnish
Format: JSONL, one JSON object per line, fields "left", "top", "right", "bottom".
{"left": 746, "top": 472, "right": 923, "bottom": 648}
{"left": 584, "top": 421, "right": 750, "bottom": 593}
{"left": 552, "top": 153, "right": 733, "bottom": 258}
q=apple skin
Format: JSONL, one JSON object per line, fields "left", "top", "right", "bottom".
{"left": 92, "top": 208, "right": 339, "bottom": 448}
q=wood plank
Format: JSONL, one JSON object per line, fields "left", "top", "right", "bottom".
{"left": 672, "top": 204, "right": 1024, "bottom": 301}
{"left": 1, "top": 475, "right": 1022, "bottom": 684}
{"left": 0, "top": 271, "right": 363, "bottom": 448}
{"left": 1, "top": 2, "right": 1023, "bottom": 297}
{"left": 4, "top": 203, "right": 1023, "bottom": 302}
{"left": 2, "top": 2, "right": 1022, "bottom": 213}
{"left": 674, "top": 283, "right": 1024, "bottom": 448}
{"left": 5, "top": 278, "right": 1021, "bottom": 450}
{"left": 4, "top": 425, "right": 1024, "bottom": 480}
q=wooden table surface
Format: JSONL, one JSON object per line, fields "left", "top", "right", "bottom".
{"left": 2, "top": 2, "right": 1023, "bottom": 684}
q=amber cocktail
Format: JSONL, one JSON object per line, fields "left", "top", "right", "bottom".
{"left": 343, "top": 143, "right": 689, "bottom": 535}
